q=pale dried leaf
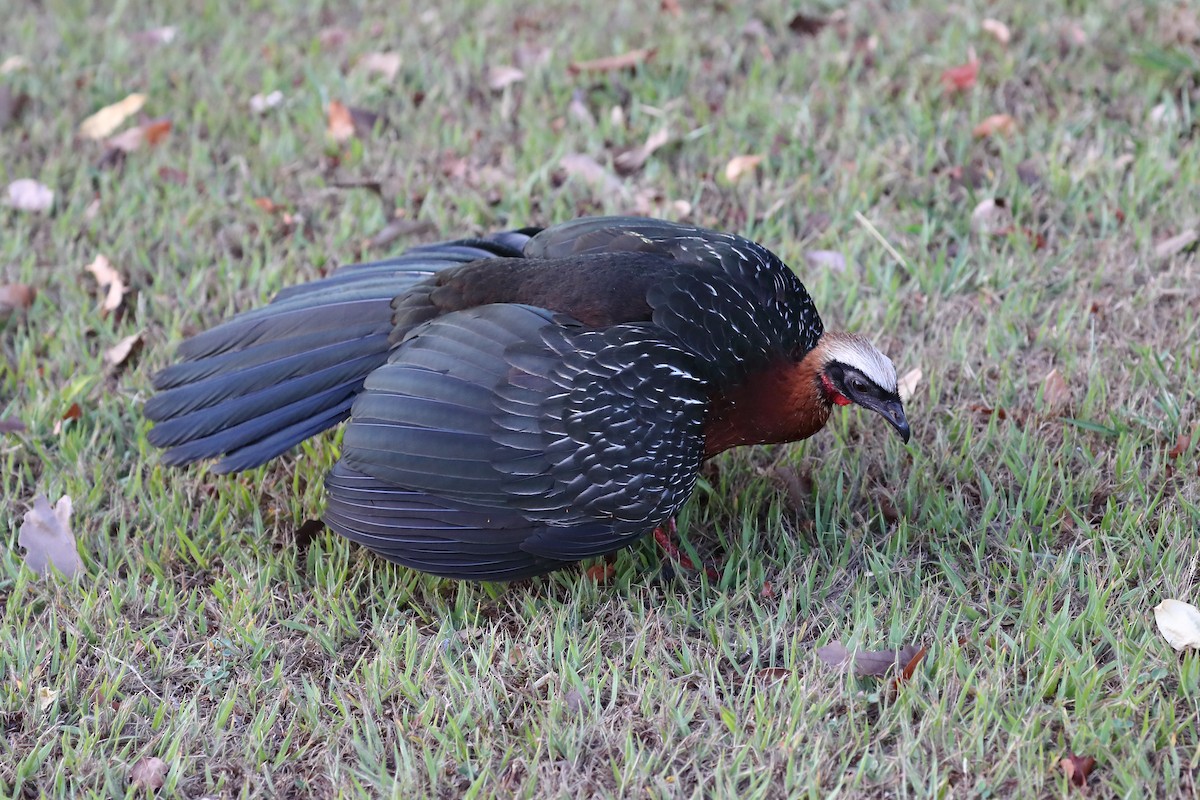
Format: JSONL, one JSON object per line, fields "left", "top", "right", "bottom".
{"left": 106, "top": 118, "right": 175, "bottom": 155}
{"left": 724, "top": 154, "right": 763, "bottom": 182}
{"left": 1042, "top": 368, "right": 1071, "bottom": 413}
{"left": 567, "top": 90, "right": 595, "bottom": 127}
{"left": 6, "top": 178, "right": 53, "bottom": 212}
{"left": 104, "top": 332, "right": 144, "bottom": 367}
{"left": 249, "top": 90, "right": 284, "bottom": 114}
{"left": 816, "top": 640, "right": 923, "bottom": 677}
{"left": 1154, "top": 229, "right": 1198, "bottom": 259}
{"left": 971, "top": 198, "right": 1013, "bottom": 235}
{"left": 1154, "top": 599, "right": 1200, "bottom": 651}
{"left": 568, "top": 48, "right": 654, "bottom": 74}
{"left": 85, "top": 254, "right": 127, "bottom": 315}
{"left": 897, "top": 367, "right": 923, "bottom": 403}
{"left": 487, "top": 65, "right": 526, "bottom": 91}
{"left": 358, "top": 51, "right": 402, "bottom": 81}
{"left": 18, "top": 495, "right": 82, "bottom": 579}
{"left": 36, "top": 686, "right": 58, "bottom": 711}
{"left": 327, "top": 100, "right": 356, "bottom": 143}
{"left": 1149, "top": 103, "right": 1178, "bottom": 127}
{"left": 804, "top": 250, "right": 846, "bottom": 273}
{"left": 614, "top": 127, "right": 670, "bottom": 174}
{"left": 981, "top": 18, "right": 1011, "bottom": 45}
{"left": 129, "top": 756, "right": 168, "bottom": 790}
{"left": 79, "top": 93, "right": 147, "bottom": 140}
{"left": 131, "top": 26, "right": 177, "bottom": 46}
{"left": 560, "top": 153, "right": 623, "bottom": 194}
{"left": 972, "top": 113, "right": 1017, "bottom": 139}
{"left": 0, "top": 55, "right": 30, "bottom": 74}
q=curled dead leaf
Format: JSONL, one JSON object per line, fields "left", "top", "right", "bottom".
{"left": 105, "top": 118, "right": 172, "bottom": 153}
{"left": 104, "top": 332, "right": 144, "bottom": 368}
{"left": 36, "top": 685, "right": 58, "bottom": 712}
{"left": 0, "top": 283, "right": 36, "bottom": 321}
{"left": 568, "top": 48, "right": 654, "bottom": 74}
{"left": 1154, "top": 599, "right": 1200, "bottom": 651}
{"left": 80, "top": 93, "right": 147, "bottom": 140}
{"left": 614, "top": 127, "right": 670, "bottom": 175}
{"left": 17, "top": 495, "right": 82, "bottom": 579}
{"left": 816, "top": 640, "right": 923, "bottom": 677}
{"left": 724, "top": 154, "right": 763, "bottom": 182}
{"left": 973, "top": 113, "right": 1017, "bottom": 139}
{"left": 129, "top": 756, "right": 168, "bottom": 791}
{"left": 357, "top": 52, "right": 402, "bottom": 82}
{"left": 0, "top": 55, "right": 29, "bottom": 74}
{"left": 85, "top": 254, "right": 127, "bottom": 316}
{"left": 6, "top": 178, "right": 53, "bottom": 213}
{"left": 327, "top": 100, "right": 356, "bottom": 143}
{"left": 982, "top": 18, "right": 1011, "bottom": 45}
{"left": 897, "top": 367, "right": 923, "bottom": 403}
{"left": 487, "top": 65, "right": 526, "bottom": 91}
{"left": 1060, "top": 753, "right": 1095, "bottom": 788}
{"left": 1041, "top": 368, "right": 1071, "bottom": 414}
{"left": 971, "top": 198, "right": 1014, "bottom": 236}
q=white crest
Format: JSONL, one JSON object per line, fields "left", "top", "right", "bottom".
{"left": 821, "top": 333, "right": 898, "bottom": 394}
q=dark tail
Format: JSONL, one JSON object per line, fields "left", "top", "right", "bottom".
{"left": 144, "top": 232, "right": 536, "bottom": 473}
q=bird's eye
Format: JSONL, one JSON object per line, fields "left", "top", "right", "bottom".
{"left": 850, "top": 377, "right": 866, "bottom": 392}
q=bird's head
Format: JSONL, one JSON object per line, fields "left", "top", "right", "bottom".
{"left": 814, "top": 332, "right": 910, "bottom": 443}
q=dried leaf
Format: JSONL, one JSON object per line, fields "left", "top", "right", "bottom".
{"left": 805, "top": 250, "right": 846, "bottom": 273}
{"left": 1154, "top": 599, "right": 1200, "bottom": 651}
{"left": 755, "top": 667, "right": 790, "bottom": 683}
{"left": 982, "top": 18, "right": 1011, "bottom": 45}
{"left": 1041, "top": 368, "right": 1071, "bottom": 414}
{"left": 363, "top": 217, "right": 436, "bottom": 252}
{"left": 249, "top": 90, "right": 284, "bottom": 114}
{"left": 973, "top": 113, "right": 1017, "bottom": 139}
{"left": 104, "top": 332, "right": 144, "bottom": 368}
{"left": 1060, "top": 753, "right": 1095, "bottom": 788}
{"left": 1168, "top": 432, "right": 1192, "bottom": 459}
{"left": 614, "top": 127, "right": 670, "bottom": 174}
{"left": 5, "top": 178, "right": 54, "bottom": 212}
{"left": 788, "top": 12, "right": 828, "bottom": 36}
{"left": 0, "top": 283, "right": 36, "bottom": 319}
{"left": 36, "top": 685, "right": 58, "bottom": 711}
{"left": 559, "top": 153, "right": 623, "bottom": 194}
{"left": 79, "top": 93, "right": 147, "bottom": 140}
{"left": 357, "top": 52, "right": 402, "bottom": 81}
{"left": 568, "top": 48, "right": 654, "bottom": 74}
{"left": 85, "top": 254, "right": 127, "bottom": 316}
{"left": 567, "top": 89, "right": 595, "bottom": 127}
{"left": 0, "top": 84, "right": 30, "bottom": 129}
{"left": 487, "top": 65, "right": 526, "bottom": 91}
{"left": 969, "top": 403, "right": 1008, "bottom": 420}
{"left": 129, "top": 756, "right": 168, "bottom": 791}
{"left": 130, "top": 26, "right": 177, "bottom": 46}
{"left": 816, "top": 641, "right": 923, "bottom": 677}
{"left": 971, "top": 198, "right": 1013, "bottom": 235}
{"left": 897, "top": 367, "right": 923, "bottom": 402}
{"left": 1154, "top": 229, "right": 1198, "bottom": 260}
{"left": 0, "top": 55, "right": 29, "bottom": 74}
{"left": 105, "top": 118, "right": 172, "bottom": 153}
{"left": 327, "top": 100, "right": 356, "bottom": 143}
{"left": 585, "top": 563, "right": 616, "bottom": 583}
{"left": 724, "top": 154, "right": 763, "bottom": 182}
{"left": 941, "top": 59, "right": 979, "bottom": 94}
{"left": 0, "top": 418, "right": 26, "bottom": 434}
{"left": 894, "top": 645, "right": 927, "bottom": 685}
{"left": 1059, "top": 22, "right": 1087, "bottom": 49}
{"left": 17, "top": 495, "right": 82, "bottom": 579}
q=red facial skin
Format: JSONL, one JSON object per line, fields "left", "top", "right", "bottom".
{"left": 821, "top": 372, "right": 852, "bottom": 406}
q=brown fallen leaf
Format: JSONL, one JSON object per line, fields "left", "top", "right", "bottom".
{"left": 982, "top": 18, "right": 1011, "bottom": 45}
{"left": 0, "top": 84, "right": 30, "bottom": 130}
{"left": 559, "top": 153, "right": 624, "bottom": 195}
{"left": 892, "top": 645, "right": 927, "bottom": 687}
{"left": 104, "top": 332, "right": 144, "bottom": 368}
{"left": 6, "top": 178, "right": 53, "bottom": 212}
{"left": 969, "top": 403, "right": 1008, "bottom": 420}
{"left": 755, "top": 667, "right": 790, "bottom": 683}
{"left": 614, "top": 127, "right": 670, "bottom": 175}
{"left": 815, "top": 641, "right": 924, "bottom": 677}
{"left": 80, "top": 93, "right": 147, "bottom": 140}
{"left": 1168, "top": 431, "right": 1194, "bottom": 459}
{"left": 941, "top": 59, "right": 979, "bottom": 94}
{"left": 105, "top": 117, "right": 172, "bottom": 154}
{"left": 973, "top": 113, "right": 1017, "bottom": 139}
{"left": 85, "top": 254, "right": 127, "bottom": 316}
{"left": 1060, "top": 753, "right": 1095, "bottom": 788}
{"left": 487, "top": 65, "right": 526, "bottom": 91}
{"left": 17, "top": 495, "right": 82, "bottom": 579}
{"left": 724, "top": 154, "right": 763, "bottom": 182}
{"left": 0, "top": 418, "right": 26, "bottom": 434}
{"left": 585, "top": 563, "right": 616, "bottom": 583}
{"left": 327, "top": 100, "right": 356, "bottom": 143}
{"left": 0, "top": 283, "right": 36, "bottom": 320}
{"left": 568, "top": 48, "right": 655, "bottom": 75}
{"left": 1154, "top": 229, "right": 1198, "bottom": 260}
{"left": 357, "top": 51, "right": 402, "bottom": 82}
{"left": 129, "top": 756, "right": 168, "bottom": 791}
{"left": 788, "top": 12, "right": 828, "bottom": 36}
{"left": 53, "top": 402, "right": 82, "bottom": 435}
{"left": 1042, "top": 368, "right": 1071, "bottom": 414}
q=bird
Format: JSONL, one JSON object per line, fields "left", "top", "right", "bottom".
{"left": 144, "top": 216, "right": 910, "bottom": 581}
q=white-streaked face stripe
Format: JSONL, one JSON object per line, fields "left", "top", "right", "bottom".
{"left": 822, "top": 335, "right": 898, "bottom": 394}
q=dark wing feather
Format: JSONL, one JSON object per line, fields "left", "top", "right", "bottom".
{"left": 328, "top": 303, "right": 709, "bottom": 573}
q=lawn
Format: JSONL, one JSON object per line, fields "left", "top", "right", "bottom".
{"left": 2, "top": 0, "right": 1199, "bottom": 797}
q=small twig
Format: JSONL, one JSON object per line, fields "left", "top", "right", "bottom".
{"left": 854, "top": 210, "right": 911, "bottom": 273}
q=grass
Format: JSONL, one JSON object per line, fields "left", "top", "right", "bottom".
{"left": 2, "top": 0, "right": 1199, "bottom": 796}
